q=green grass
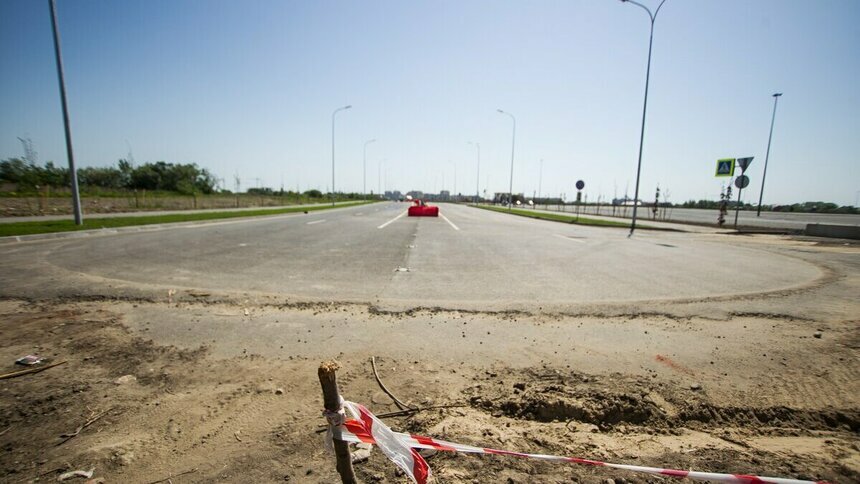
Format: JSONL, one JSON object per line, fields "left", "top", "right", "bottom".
{"left": 0, "top": 200, "right": 376, "bottom": 237}
{"left": 475, "top": 204, "right": 652, "bottom": 229}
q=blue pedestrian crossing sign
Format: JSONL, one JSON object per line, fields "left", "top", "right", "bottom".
{"left": 715, "top": 158, "right": 735, "bottom": 177}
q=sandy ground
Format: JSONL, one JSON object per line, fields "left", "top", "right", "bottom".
{"left": 0, "top": 235, "right": 858, "bottom": 483}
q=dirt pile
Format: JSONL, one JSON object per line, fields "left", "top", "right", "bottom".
{"left": 467, "top": 369, "right": 860, "bottom": 434}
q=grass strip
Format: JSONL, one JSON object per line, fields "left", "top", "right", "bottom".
{"left": 475, "top": 204, "right": 652, "bottom": 228}
{"left": 0, "top": 201, "right": 376, "bottom": 237}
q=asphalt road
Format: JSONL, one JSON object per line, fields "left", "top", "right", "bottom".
{"left": 0, "top": 202, "right": 823, "bottom": 311}
{"left": 537, "top": 204, "right": 860, "bottom": 230}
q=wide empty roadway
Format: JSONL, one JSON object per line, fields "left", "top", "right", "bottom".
{"left": 0, "top": 202, "right": 821, "bottom": 309}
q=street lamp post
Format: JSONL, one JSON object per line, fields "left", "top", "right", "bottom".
{"left": 538, "top": 158, "right": 543, "bottom": 207}
{"left": 331, "top": 105, "right": 352, "bottom": 205}
{"left": 363, "top": 138, "right": 376, "bottom": 199}
{"left": 620, "top": 0, "right": 667, "bottom": 236}
{"left": 49, "top": 0, "right": 83, "bottom": 225}
{"left": 468, "top": 141, "right": 480, "bottom": 204}
{"left": 497, "top": 109, "right": 516, "bottom": 208}
{"left": 756, "top": 93, "right": 783, "bottom": 216}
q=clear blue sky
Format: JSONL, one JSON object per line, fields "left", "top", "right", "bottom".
{"left": 1, "top": 0, "right": 858, "bottom": 205}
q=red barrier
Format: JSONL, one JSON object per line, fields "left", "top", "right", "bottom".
{"left": 408, "top": 205, "right": 439, "bottom": 217}
{"left": 407, "top": 200, "right": 439, "bottom": 217}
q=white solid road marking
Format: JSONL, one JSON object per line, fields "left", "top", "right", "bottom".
{"left": 439, "top": 213, "right": 460, "bottom": 231}
{"left": 306, "top": 219, "right": 327, "bottom": 225}
{"left": 554, "top": 233, "right": 585, "bottom": 243}
{"left": 377, "top": 210, "right": 408, "bottom": 229}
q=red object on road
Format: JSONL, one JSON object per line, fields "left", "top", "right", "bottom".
{"left": 407, "top": 199, "right": 439, "bottom": 217}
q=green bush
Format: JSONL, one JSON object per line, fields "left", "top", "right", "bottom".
{"left": 0, "top": 158, "right": 217, "bottom": 194}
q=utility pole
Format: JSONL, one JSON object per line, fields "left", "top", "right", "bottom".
{"left": 17, "top": 137, "right": 38, "bottom": 164}
{"left": 363, "top": 139, "right": 376, "bottom": 200}
{"left": 468, "top": 141, "right": 480, "bottom": 203}
{"left": 49, "top": 0, "right": 83, "bottom": 225}
{"left": 331, "top": 105, "right": 352, "bottom": 205}
{"left": 620, "top": 0, "right": 669, "bottom": 236}
{"left": 453, "top": 161, "right": 457, "bottom": 196}
{"left": 756, "top": 93, "right": 783, "bottom": 216}
{"left": 497, "top": 109, "right": 516, "bottom": 208}
{"left": 538, "top": 159, "right": 543, "bottom": 205}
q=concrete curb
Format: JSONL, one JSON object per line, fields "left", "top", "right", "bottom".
{"left": 805, "top": 223, "right": 860, "bottom": 240}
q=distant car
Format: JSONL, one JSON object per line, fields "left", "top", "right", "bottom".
{"left": 407, "top": 199, "right": 439, "bottom": 217}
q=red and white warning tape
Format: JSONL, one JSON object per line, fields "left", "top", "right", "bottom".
{"left": 327, "top": 400, "right": 827, "bottom": 484}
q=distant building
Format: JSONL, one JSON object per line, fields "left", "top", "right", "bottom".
{"left": 493, "top": 192, "right": 524, "bottom": 205}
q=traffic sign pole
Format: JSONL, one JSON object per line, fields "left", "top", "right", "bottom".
{"left": 732, "top": 158, "right": 753, "bottom": 229}
{"left": 575, "top": 180, "right": 585, "bottom": 222}
{"left": 733, "top": 183, "right": 743, "bottom": 229}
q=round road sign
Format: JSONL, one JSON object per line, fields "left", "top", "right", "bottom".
{"left": 575, "top": 180, "right": 585, "bottom": 190}
{"left": 735, "top": 175, "right": 750, "bottom": 189}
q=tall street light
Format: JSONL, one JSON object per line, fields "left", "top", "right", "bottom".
{"left": 49, "top": 0, "right": 83, "bottom": 225}
{"left": 331, "top": 104, "right": 352, "bottom": 205}
{"left": 620, "top": 0, "right": 667, "bottom": 236}
{"left": 363, "top": 138, "right": 376, "bottom": 199}
{"left": 468, "top": 141, "right": 480, "bottom": 204}
{"left": 497, "top": 109, "right": 516, "bottom": 208}
{"left": 756, "top": 93, "right": 783, "bottom": 216}
{"left": 538, "top": 158, "right": 543, "bottom": 205}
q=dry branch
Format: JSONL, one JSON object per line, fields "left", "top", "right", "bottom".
{"left": 371, "top": 356, "right": 413, "bottom": 411}
{"left": 0, "top": 361, "right": 67, "bottom": 380}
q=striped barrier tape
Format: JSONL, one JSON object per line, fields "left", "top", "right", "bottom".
{"left": 328, "top": 400, "right": 827, "bottom": 484}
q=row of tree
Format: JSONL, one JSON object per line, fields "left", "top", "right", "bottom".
{"left": 0, "top": 158, "right": 218, "bottom": 194}
{"left": 680, "top": 199, "right": 857, "bottom": 214}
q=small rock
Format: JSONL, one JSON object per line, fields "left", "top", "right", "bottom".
{"left": 690, "top": 382, "right": 702, "bottom": 391}
{"left": 117, "top": 452, "right": 134, "bottom": 466}
{"left": 275, "top": 388, "right": 285, "bottom": 395}
{"left": 813, "top": 332, "right": 823, "bottom": 339}
{"left": 513, "top": 382, "right": 526, "bottom": 391}
{"left": 114, "top": 375, "right": 137, "bottom": 385}
{"left": 351, "top": 447, "right": 372, "bottom": 463}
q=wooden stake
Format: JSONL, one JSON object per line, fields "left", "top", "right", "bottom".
{"left": 318, "top": 360, "right": 357, "bottom": 484}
